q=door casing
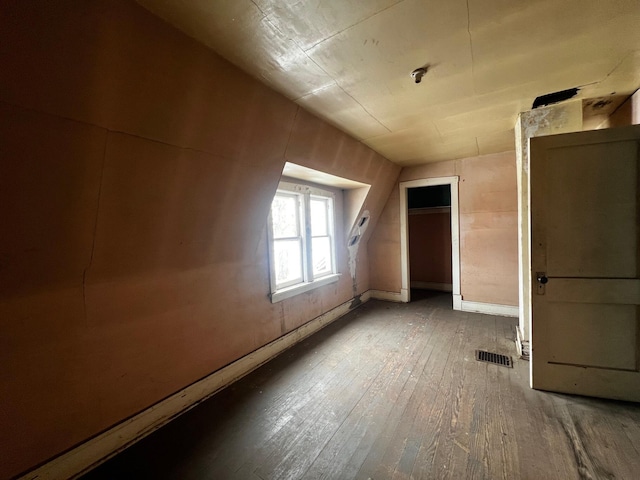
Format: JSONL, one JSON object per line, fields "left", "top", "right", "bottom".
{"left": 399, "top": 176, "right": 461, "bottom": 308}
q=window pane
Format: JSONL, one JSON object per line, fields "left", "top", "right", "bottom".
{"left": 310, "top": 198, "right": 328, "bottom": 236}
{"left": 274, "top": 239, "right": 303, "bottom": 285}
{"left": 312, "top": 236, "right": 332, "bottom": 276}
{"left": 271, "top": 194, "right": 299, "bottom": 238}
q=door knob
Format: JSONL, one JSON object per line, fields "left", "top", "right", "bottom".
{"left": 537, "top": 273, "right": 548, "bottom": 284}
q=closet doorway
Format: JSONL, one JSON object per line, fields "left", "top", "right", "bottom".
{"left": 399, "top": 177, "right": 461, "bottom": 309}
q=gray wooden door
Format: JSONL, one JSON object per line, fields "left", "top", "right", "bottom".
{"left": 530, "top": 124, "right": 640, "bottom": 402}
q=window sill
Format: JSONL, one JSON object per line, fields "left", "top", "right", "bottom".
{"left": 270, "top": 274, "right": 341, "bottom": 303}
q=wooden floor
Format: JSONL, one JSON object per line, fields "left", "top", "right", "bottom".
{"left": 83, "top": 291, "right": 640, "bottom": 480}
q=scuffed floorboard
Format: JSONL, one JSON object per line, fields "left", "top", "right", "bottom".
{"left": 83, "top": 291, "right": 640, "bottom": 480}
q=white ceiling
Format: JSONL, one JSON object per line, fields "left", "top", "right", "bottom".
{"left": 137, "top": 0, "right": 640, "bottom": 166}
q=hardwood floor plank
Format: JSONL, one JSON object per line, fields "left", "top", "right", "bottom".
{"left": 82, "top": 292, "right": 640, "bottom": 480}
{"left": 305, "top": 309, "right": 444, "bottom": 479}
{"left": 339, "top": 304, "right": 453, "bottom": 479}
{"left": 250, "top": 311, "right": 395, "bottom": 480}
{"left": 409, "top": 312, "right": 472, "bottom": 479}
{"left": 371, "top": 313, "right": 461, "bottom": 479}
{"left": 563, "top": 400, "right": 640, "bottom": 479}
{"left": 206, "top": 311, "right": 391, "bottom": 478}
{"left": 359, "top": 306, "right": 459, "bottom": 478}
{"left": 487, "top": 318, "right": 520, "bottom": 480}
{"left": 460, "top": 313, "right": 493, "bottom": 480}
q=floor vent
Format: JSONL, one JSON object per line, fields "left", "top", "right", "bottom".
{"left": 475, "top": 350, "right": 512, "bottom": 368}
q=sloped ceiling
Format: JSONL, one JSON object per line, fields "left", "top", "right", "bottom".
{"left": 137, "top": 0, "right": 640, "bottom": 166}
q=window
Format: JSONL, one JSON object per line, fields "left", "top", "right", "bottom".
{"left": 268, "top": 181, "right": 339, "bottom": 302}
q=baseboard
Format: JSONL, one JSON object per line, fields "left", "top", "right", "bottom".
{"left": 19, "top": 294, "right": 370, "bottom": 480}
{"left": 453, "top": 294, "right": 462, "bottom": 311}
{"left": 410, "top": 281, "right": 453, "bottom": 292}
{"left": 516, "top": 326, "right": 530, "bottom": 360}
{"left": 460, "top": 300, "right": 518, "bottom": 317}
{"left": 368, "top": 289, "right": 405, "bottom": 302}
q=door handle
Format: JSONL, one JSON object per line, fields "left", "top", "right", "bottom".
{"left": 536, "top": 272, "right": 547, "bottom": 295}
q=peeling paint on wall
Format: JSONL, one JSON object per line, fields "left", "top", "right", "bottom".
{"left": 521, "top": 102, "right": 582, "bottom": 170}
{"left": 347, "top": 209, "right": 370, "bottom": 294}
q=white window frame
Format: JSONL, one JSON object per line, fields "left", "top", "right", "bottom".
{"left": 267, "top": 181, "right": 339, "bottom": 302}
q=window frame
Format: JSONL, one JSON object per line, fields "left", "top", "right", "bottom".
{"left": 269, "top": 190, "right": 305, "bottom": 289}
{"left": 309, "top": 194, "right": 335, "bottom": 279}
{"left": 267, "top": 180, "right": 340, "bottom": 303}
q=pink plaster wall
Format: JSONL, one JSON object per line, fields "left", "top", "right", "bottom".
{"left": 607, "top": 89, "right": 640, "bottom": 128}
{"left": 369, "top": 151, "right": 518, "bottom": 305}
{"left": 409, "top": 212, "right": 453, "bottom": 285}
{"left": 0, "top": 1, "right": 399, "bottom": 477}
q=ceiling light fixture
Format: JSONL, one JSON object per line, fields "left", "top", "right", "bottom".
{"left": 410, "top": 67, "right": 427, "bottom": 84}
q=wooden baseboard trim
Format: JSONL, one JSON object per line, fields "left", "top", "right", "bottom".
{"left": 460, "top": 300, "right": 518, "bottom": 317}
{"left": 410, "top": 281, "right": 453, "bottom": 292}
{"left": 19, "top": 294, "right": 370, "bottom": 480}
{"left": 368, "top": 289, "right": 405, "bottom": 302}
{"left": 516, "top": 326, "right": 530, "bottom": 360}
{"left": 453, "top": 294, "right": 462, "bottom": 311}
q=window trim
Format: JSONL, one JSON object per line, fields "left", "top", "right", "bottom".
{"left": 267, "top": 181, "right": 340, "bottom": 303}
{"left": 269, "top": 272, "right": 341, "bottom": 303}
